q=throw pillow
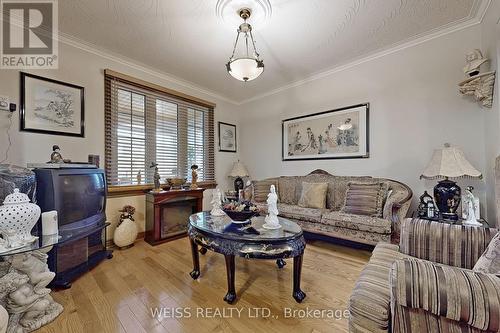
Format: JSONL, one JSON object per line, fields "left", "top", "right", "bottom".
{"left": 252, "top": 179, "right": 278, "bottom": 202}
{"left": 473, "top": 232, "right": 500, "bottom": 274}
{"left": 298, "top": 182, "right": 328, "bottom": 209}
{"left": 341, "top": 182, "right": 388, "bottom": 217}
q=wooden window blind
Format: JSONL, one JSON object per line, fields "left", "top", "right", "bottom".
{"left": 105, "top": 71, "right": 215, "bottom": 188}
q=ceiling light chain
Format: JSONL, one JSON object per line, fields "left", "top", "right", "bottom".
{"left": 225, "top": 8, "right": 265, "bottom": 82}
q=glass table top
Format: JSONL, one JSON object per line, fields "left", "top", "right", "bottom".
{"left": 189, "top": 212, "right": 303, "bottom": 242}
{"left": 0, "top": 222, "right": 109, "bottom": 256}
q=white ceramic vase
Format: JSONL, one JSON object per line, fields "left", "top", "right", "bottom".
{"left": 113, "top": 218, "right": 138, "bottom": 248}
{"left": 0, "top": 188, "right": 40, "bottom": 242}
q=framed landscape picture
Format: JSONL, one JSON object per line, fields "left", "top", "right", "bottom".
{"left": 282, "top": 103, "right": 369, "bottom": 161}
{"left": 20, "top": 72, "right": 85, "bottom": 137}
{"left": 218, "top": 121, "right": 237, "bottom": 152}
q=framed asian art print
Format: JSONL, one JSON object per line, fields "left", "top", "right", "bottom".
{"left": 218, "top": 121, "right": 237, "bottom": 152}
{"left": 20, "top": 72, "right": 85, "bottom": 137}
{"left": 282, "top": 103, "right": 369, "bottom": 161}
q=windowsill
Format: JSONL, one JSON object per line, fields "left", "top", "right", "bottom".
{"left": 107, "top": 181, "right": 217, "bottom": 198}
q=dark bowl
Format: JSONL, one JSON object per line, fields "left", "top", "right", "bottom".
{"left": 223, "top": 209, "right": 259, "bottom": 222}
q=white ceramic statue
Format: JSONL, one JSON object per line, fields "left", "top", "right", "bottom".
{"left": 463, "top": 186, "right": 481, "bottom": 226}
{"left": 264, "top": 185, "right": 281, "bottom": 229}
{"left": 0, "top": 250, "right": 63, "bottom": 332}
{"left": 210, "top": 189, "right": 225, "bottom": 216}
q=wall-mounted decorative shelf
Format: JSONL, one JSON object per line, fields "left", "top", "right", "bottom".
{"left": 458, "top": 71, "right": 496, "bottom": 108}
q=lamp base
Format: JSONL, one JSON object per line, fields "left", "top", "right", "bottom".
{"left": 234, "top": 177, "right": 244, "bottom": 192}
{"left": 434, "top": 179, "right": 461, "bottom": 221}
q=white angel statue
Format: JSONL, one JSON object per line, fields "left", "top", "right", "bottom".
{"left": 264, "top": 185, "right": 281, "bottom": 229}
{"left": 210, "top": 188, "right": 225, "bottom": 216}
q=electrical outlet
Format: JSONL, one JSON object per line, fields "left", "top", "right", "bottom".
{"left": 0, "top": 95, "right": 10, "bottom": 111}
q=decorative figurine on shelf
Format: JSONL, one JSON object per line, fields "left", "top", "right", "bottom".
{"left": 114, "top": 205, "right": 138, "bottom": 249}
{"left": 150, "top": 162, "right": 162, "bottom": 193}
{"left": 136, "top": 171, "right": 142, "bottom": 185}
{"left": 190, "top": 165, "right": 198, "bottom": 189}
{"left": 458, "top": 49, "right": 496, "bottom": 108}
{"left": 48, "top": 145, "right": 70, "bottom": 164}
{"left": 462, "top": 186, "right": 481, "bottom": 226}
{"left": 417, "top": 191, "right": 437, "bottom": 219}
{"left": 210, "top": 189, "right": 225, "bottom": 216}
{"left": 263, "top": 185, "right": 281, "bottom": 229}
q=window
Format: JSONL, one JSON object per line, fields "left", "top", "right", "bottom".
{"left": 105, "top": 71, "right": 215, "bottom": 188}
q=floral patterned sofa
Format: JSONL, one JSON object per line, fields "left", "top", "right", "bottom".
{"left": 248, "top": 169, "right": 413, "bottom": 246}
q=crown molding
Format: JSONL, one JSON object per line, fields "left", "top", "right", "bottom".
{"left": 238, "top": 0, "right": 492, "bottom": 105}
{"left": 57, "top": 32, "right": 240, "bottom": 105}
{"left": 57, "top": 0, "right": 490, "bottom": 106}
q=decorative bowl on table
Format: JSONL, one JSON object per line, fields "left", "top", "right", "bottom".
{"left": 223, "top": 201, "right": 259, "bottom": 222}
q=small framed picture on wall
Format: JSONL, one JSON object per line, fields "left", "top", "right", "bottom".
{"left": 218, "top": 122, "right": 237, "bottom": 152}
{"left": 20, "top": 72, "right": 85, "bottom": 137}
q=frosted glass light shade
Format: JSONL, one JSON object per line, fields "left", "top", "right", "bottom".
{"left": 227, "top": 58, "right": 264, "bottom": 82}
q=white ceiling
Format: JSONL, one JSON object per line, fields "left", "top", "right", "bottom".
{"left": 59, "top": 0, "right": 487, "bottom": 104}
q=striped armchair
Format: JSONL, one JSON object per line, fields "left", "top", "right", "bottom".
{"left": 349, "top": 218, "right": 500, "bottom": 333}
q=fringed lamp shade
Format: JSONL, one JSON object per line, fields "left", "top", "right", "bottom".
{"left": 229, "top": 160, "right": 249, "bottom": 193}
{"left": 420, "top": 145, "right": 482, "bottom": 180}
{"left": 229, "top": 161, "right": 249, "bottom": 178}
{"left": 420, "top": 144, "right": 482, "bottom": 221}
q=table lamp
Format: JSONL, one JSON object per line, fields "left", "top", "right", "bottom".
{"left": 229, "top": 160, "right": 249, "bottom": 192}
{"left": 420, "top": 143, "right": 482, "bottom": 221}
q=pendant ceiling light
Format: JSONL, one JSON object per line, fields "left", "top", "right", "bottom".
{"left": 226, "top": 8, "right": 264, "bottom": 82}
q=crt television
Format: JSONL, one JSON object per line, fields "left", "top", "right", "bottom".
{"left": 34, "top": 167, "right": 107, "bottom": 231}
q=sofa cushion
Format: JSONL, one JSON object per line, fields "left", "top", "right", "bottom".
{"left": 341, "top": 182, "right": 388, "bottom": 217}
{"left": 321, "top": 211, "right": 392, "bottom": 234}
{"left": 298, "top": 182, "right": 328, "bottom": 209}
{"left": 473, "top": 231, "right": 500, "bottom": 274}
{"left": 278, "top": 176, "right": 300, "bottom": 205}
{"left": 349, "top": 243, "right": 410, "bottom": 332}
{"left": 252, "top": 178, "right": 278, "bottom": 202}
{"left": 277, "top": 203, "right": 324, "bottom": 223}
{"left": 331, "top": 176, "right": 373, "bottom": 211}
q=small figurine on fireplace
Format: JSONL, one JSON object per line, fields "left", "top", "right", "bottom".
{"left": 190, "top": 165, "right": 199, "bottom": 189}
{"left": 150, "top": 162, "right": 162, "bottom": 193}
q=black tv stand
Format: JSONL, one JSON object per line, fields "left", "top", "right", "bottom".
{"left": 47, "top": 222, "right": 113, "bottom": 289}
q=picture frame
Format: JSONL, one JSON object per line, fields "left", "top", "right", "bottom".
{"left": 282, "top": 103, "right": 369, "bottom": 161}
{"left": 20, "top": 72, "right": 85, "bottom": 137}
{"left": 218, "top": 121, "right": 237, "bottom": 152}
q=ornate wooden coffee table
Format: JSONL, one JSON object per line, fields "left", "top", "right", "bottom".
{"left": 188, "top": 212, "right": 306, "bottom": 304}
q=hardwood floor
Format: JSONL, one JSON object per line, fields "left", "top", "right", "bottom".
{"left": 38, "top": 238, "right": 371, "bottom": 333}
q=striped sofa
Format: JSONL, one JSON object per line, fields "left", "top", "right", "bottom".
{"left": 349, "top": 218, "right": 500, "bottom": 333}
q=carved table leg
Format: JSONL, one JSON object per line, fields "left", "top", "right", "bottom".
{"left": 223, "top": 255, "right": 236, "bottom": 304}
{"left": 199, "top": 247, "right": 207, "bottom": 255}
{"left": 276, "top": 259, "right": 286, "bottom": 269}
{"left": 189, "top": 238, "right": 200, "bottom": 279}
{"left": 292, "top": 254, "right": 306, "bottom": 303}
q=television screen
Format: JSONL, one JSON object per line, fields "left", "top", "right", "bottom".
{"left": 57, "top": 173, "right": 105, "bottom": 226}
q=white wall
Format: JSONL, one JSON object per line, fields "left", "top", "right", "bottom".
{"left": 0, "top": 41, "right": 241, "bottom": 238}
{"left": 481, "top": 0, "right": 500, "bottom": 225}
{"left": 239, "top": 25, "right": 489, "bottom": 218}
